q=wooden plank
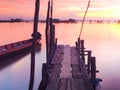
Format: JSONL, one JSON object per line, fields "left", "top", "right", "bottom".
{"left": 59, "top": 78, "right": 72, "bottom": 90}
{"left": 51, "top": 45, "right": 64, "bottom": 64}
{"left": 70, "top": 47, "right": 79, "bottom": 65}
{"left": 45, "top": 45, "right": 94, "bottom": 90}
{"left": 71, "top": 78, "right": 85, "bottom": 90}
{"left": 67, "top": 78, "right": 72, "bottom": 90}
{"left": 60, "top": 45, "right": 72, "bottom": 78}
{"left": 59, "top": 78, "right": 68, "bottom": 90}
{"left": 46, "top": 64, "right": 61, "bottom": 90}
{"left": 46, "top": 78, "right": 59, "bottom": 90}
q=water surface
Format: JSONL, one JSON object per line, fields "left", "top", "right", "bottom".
{"left": 0, "top": 22, "right": 120, "bottom": 90}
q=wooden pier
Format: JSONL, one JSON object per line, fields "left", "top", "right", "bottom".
{"left": 38, "top": 1, "right": 102, "bottom": 90}
{"left": 39, "top": 38, "right": 102, "bottom": 90}
{"left": 45, "top": 45, "right": 93, "bottom": 90}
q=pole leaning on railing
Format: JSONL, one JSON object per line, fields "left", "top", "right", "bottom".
{"left": 79, "top": 0, "right": 90, "bottom": 38}
{"left": 29, "top": 0, "right": 40, "bottom": 90}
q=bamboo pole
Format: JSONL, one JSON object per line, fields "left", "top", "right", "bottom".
{"left": 29, "top": 0, "right": 40, "bottom": 90}
{"left": 79, "top": 0, "right": 90, "bottom": 37}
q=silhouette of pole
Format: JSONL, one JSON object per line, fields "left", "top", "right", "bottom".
{"left": 46, "top": 0, "right": 50, "bottom": 63}
{"left": 79, "top": 0, "right": 90, "bottom": 38}
{"left": 50, "top": 0, "right": 53, "bottom": 19}
{"left": 29, "top": 0, "right": 40, "bottom": 90}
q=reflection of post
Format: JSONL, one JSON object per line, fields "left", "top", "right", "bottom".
{"left": 29, "top": 0, "right": 40, "bottom": 90}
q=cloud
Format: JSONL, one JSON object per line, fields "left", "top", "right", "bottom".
{"left": 0, "top": 0, "right": 120, "bottom": 20}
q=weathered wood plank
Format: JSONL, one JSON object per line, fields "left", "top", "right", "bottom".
{"left": 45, "top": 45, "right": 94, "bottom": 90}
{"left": 46, "top": 78, "right": 59, "bottom": 90}
{"left": 59, "top": 78, "right": 68, "bottom": 90}
{"left": 46, "top": 64, "right": 61, "bottom": 90}
{"left": 60, "top": 45, "right": 72, "bottom": 78}
{"left": 71, "top": 78, "right": 85, "bottom": 90}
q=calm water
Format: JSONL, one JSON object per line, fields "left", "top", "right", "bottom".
{"left": 0, "top": 22, "right": 120, "bottom": 90}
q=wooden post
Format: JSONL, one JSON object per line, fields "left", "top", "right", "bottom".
{"left": 55, "top": 38, "right": 57, "bottom": 50}
{"left": 91, "top": 57, "right": 96, "bottom": 79}
{"left": 45, "top": 1, "right": 50, "bottom": 63}
{"left": 38, "top": 63, "right": 49, "bottom": 90}
{"left": 75, "top": 41, "right": 78, "bottom": 50}
{"left": 52, "top": 25, "right": 56, "bottom": 54}
{"left": 80, "top": 40, "right": 85, "bottom": 63}
{"left": 50, "top": 21, "right": 54, "bottom": 62}
{"left": 90, "top": 57, "right": 96, "bottom": 90}
{"left": 29, "top": 0, "right": 40, "bottom": 90}
{"left": 77, "top": 38, "right": 80, "bottom": 55}
{"left": 87, "top": 51, "right": 91, "bottom": 75}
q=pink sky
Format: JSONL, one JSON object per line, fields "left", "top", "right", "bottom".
{"left": 0, "top": 0, "right": 120, "bottom": 20}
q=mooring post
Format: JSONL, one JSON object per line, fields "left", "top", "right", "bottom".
{"left": 29, "top": 0, "right": 40, "bottom": 90}
{"left": 75, "top": 41, "right": 78, "bottom": 50}
{"left": 45, "top": 0, "right": 50, "bottom": 64}
{"left": 38, "top": 63, "right": 49, "bottom": 90}
{"left": 50, "top": 21, "right": 53, "bottom": 62}
{"left": 87, "top": 51, "right": 91, "bottom": 75}
{"left": 90, "top": 57, "right": 96, "bottom": 90}
{"left": 78, "top": 38, "right": 80, "bottom": 55}
{"left": 52, "top": 25, "right": 57, "bottom": 54}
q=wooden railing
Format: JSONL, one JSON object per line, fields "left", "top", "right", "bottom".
{"left": 75, "top": 38, "right": 102, "bottom": 90}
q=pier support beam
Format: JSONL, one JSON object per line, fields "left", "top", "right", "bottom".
{"left": 38, "top": 63, "right": 49, "bottom": 90}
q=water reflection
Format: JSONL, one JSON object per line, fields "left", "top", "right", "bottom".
{"left": 1, "top": 22, "right": 120, "bottom": 90}
{"left": 29, "top": 43, "right": 41, "bottom": 90}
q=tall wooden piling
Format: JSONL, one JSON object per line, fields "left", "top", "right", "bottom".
{"left": 91, "top": 57, "right": 96, "bottom": 80}
{"left": 38, "top": 63, "right": 49, "bottom": 90}
{"left": 29, "top": 0, "right": 40, "bottom": 90}
{"left": 77, "top": 38, "right": 80, "bottom": 54}
{"left": 45, "top": 0, "right": 57, "bottom": 64}
{"left": 50, "top": 19, "right": 55, "bottom": 62}
{"left": 90, "top": 57, "right": 96, "bottom": 90}
{"left": 87, "top": 51, "right": 91, "bottom": 75}
{"left": 45, "top": 0, "right": 50, "bottom": 64}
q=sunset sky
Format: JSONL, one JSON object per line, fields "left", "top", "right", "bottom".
{"left": 0, "top": 0, "right": 120, "bottom": 20}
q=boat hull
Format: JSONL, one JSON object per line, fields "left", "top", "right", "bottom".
{"left": 0, "top": 39, "right": 41, "bottom": 60}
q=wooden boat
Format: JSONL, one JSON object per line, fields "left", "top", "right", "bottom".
{"left": 0, "top": 32, "right": 41, "bottom": 59}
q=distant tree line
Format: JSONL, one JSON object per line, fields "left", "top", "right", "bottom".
{"left": 40, "top": 18, "right": 77, "bottom": 23}
{"left": 0, "top": 18, "right": 23, "bottom": 22}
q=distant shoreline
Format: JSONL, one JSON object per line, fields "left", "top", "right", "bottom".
{"left": 0, "top": 19, "right": 120, "bottom": 24}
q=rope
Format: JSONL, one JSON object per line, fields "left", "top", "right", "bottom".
{"left": 79, "top": 0, "right": 91, "bottom": 38}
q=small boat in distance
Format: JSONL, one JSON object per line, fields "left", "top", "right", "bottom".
{"left": 0, "top": 32, "right": 41, "bottom": 59}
